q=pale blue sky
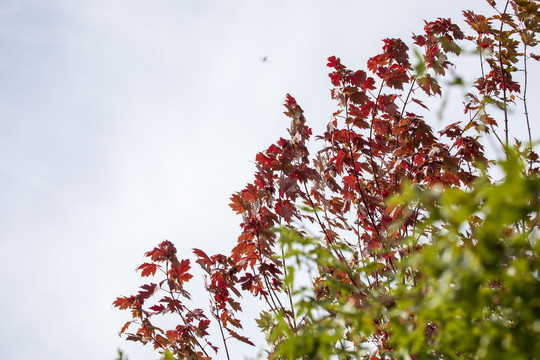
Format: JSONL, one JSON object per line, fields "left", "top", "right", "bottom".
{"left": 0, "top": 1, "right": 530, "bottom": 359}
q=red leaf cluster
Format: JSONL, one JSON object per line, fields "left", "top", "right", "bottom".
{"left": 113, "top": 241, "right": 217, "bottom": 358}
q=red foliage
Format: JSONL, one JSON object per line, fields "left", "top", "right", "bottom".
{"left": 114, "top": 1, "right": 539, "bottom": 358}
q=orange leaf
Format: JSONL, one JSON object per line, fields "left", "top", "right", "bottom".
{"left": 119, "top": 321, "right": 131, "bottom": 335}
{"left": 229, "top": 194, "right": 248, "bottom": 214}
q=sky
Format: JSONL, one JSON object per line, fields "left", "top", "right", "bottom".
{"left": 0, "top": 0, "right": 532, "bottom": 359}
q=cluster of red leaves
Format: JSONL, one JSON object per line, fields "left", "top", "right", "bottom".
{"left": 321, "top": 21, "right": 483, "bottom": 260}
{"left": 113, "top": 241, "right": 216, "bottom": 359}
{"left": 193, "top": 249, "right": 254, "bottom": 347}
{"left": 115, "top": 1, "right": 539, "bottom": 358}
{"left": 225, "top": 93, "right": 317, "bottom": 328}
{"left": 462, "top": 0, "right": 540, "bottom": 149}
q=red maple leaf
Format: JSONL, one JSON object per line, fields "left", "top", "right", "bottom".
{"left": 367, "top": 53, "right": 390, "bottom": 73}
{"left": 229, "top": 194, "right": 248, "bottom": 214}
{"left": 169, "top": 259, "right": 193, "bottom": 285}
{"left": 113, "top": 296, "right": 133, "bottom": 310}
{"left": 384, "top": 64, "right": 410, "bottom": 90}
{"left": 137, "top": 283, "right": 158, "bottom": 300}
{"left": 275, "top": 200, "right": 295, "bottom": 222}
{"left": 255, "top": 152, "right": 274, "bottom": 168}
{"left": 327, "top": 55, "right": 345, "bottom": 69}
{"left": 193, "top": 248, "right": 212, "bottom": 266}
{"left": 241, "top": 183, "right": 258, "bottom": 203}
{"left": 137, "top": 263, "right": 157, "bottom": 277}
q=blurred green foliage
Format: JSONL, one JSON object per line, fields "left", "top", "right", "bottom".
{"left": 272, "top": 150, "right": 539, "bottom": 359}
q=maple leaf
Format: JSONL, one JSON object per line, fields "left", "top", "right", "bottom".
{"left": 119, "top": 321, "right": 131, "bottom": 335}
{"left": 144, "top": 248, "right": 164, "bottom": 262}
{"left": 137, "top": 263, "right": 157, "bottom": 277}
{"left": 348, "top": 88, "right": 369, "bottom": 105}
{"left": 382, "top": 38, "right": 411, "bottom": 67}
{"left": 424, "top": 44, "right": 446, "bottom": 74}
{"left": 239, "top": 273, "right": 256, "bottom": 291}
{"left": 412, "top": 34, "right": 426, "bottom": 47}
{"left": 343, "top": 175, "right": 357, "bottom": 190}
{"left": 228, "top": 329, "right": 255, "bottom": 346}
{"left": 179, "top": 258, "right": 191, "bottom": 274}
{"left": 280, "top": 180, "right": 301, "bottom": 203}
{"left": 169, "top": 259, "right": 193, "bottom": 285}
{"left": 327, "top": 55, "right": 345, "bottom": 69}
{"left": 149, "top": 304, "right": 166, "bottom": 313}
{"left": 377, "top": 95, "right": 400, "bottom": 116}
{"left": 463, "top": 10, "right": 492, "bottom": 34}
{"left": 259, "top": 262, "right": 283, "bottom": 277}
{"left": 193, "top": 248, "right": 212, "bottom": 266}
{"left": 255, "top": 152, "right": 274, "bottom": 168}
{"left": 153, "top": 335, "right": 169, "bottom": 349}
{"left": 439, "top": 122, "right": 463, "bottom": 139}
{"left": 383, "top": 64, "right": 410, "bottom": 90}
{"left": 367, "top": 53, "right": 390, "bottom": 73}
{"left": 275, "top": 200, "right": 295, "bottom": 222}
{"left": 530, "top": 53, "right": 540, "bottom": 61}
{"left": 160, "top": 296, "right": 184, "bottom": 312}
{"left": 284, "top": 93, "right": 297, "bottom": 106}
{"left": 228, "top": 299, "right": 242, "bottom": 312}
{"left": 335, "top": 150, "right": 349, "bottom": 174}
{"left": 362, "top": 76, "right": 377, "bottom": 91}
{"left": 231, "top": 241, "right": 258, "bottom": 264}
{"left": 229, "top": 193, "right": 248, "bottom": 214}
{"left": 198, "top": 319, "right": 211, "bottom": 335}
{"left": 241, "top": 183, "right": 258, "bottom": 203}
{"left": 417, "top": 74, "right": 441, "bottom": 96}
{"left": 350, "top": 70, "right": 367, "bottom": 86}
{"left": 126, "top": 334, "right": 143, "bottom": 343}
{"left": 411, "top": 97, "right": 429, "bottom": 110}
{"left": 265, "top": 144, "right": 281, "bottom": 155}
{"left": 113, "top": 296, "right": 132, "bottom": 310}
{"left": 424, "top": 17, "right": 464, "bottom": 43}
{"left": 165, "top": 329, "right": 180, "bottom": 342}
{"left": 329, "top": 72, "right": 342, "bottom": 86}
{"left": 138, "top": 283, "right": 159, "bottom": 301}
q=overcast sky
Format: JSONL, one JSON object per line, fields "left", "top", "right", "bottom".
{"left": 0, "top": 1, "right": 532, "bottom": 359}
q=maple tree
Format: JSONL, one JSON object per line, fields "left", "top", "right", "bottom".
{"left": 114, "top": 1, "right": 540, "bottom": 359}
